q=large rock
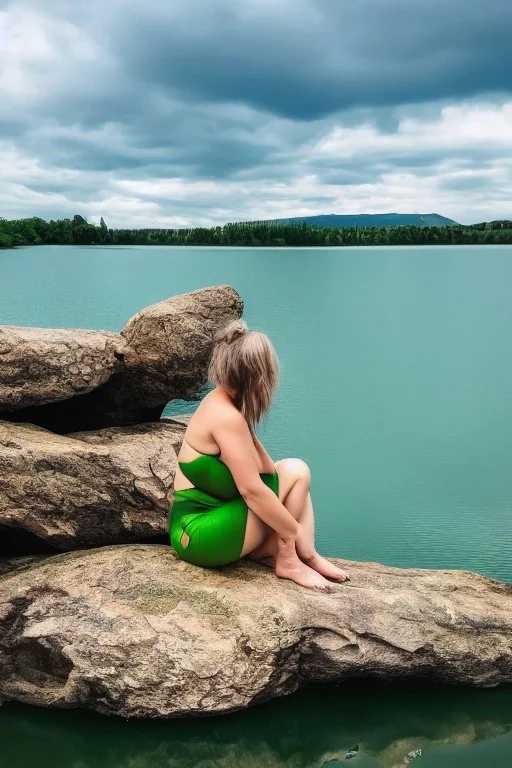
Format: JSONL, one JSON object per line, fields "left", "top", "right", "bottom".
{"left": 114, "top": 285, "right": 244, "bottom": 415}
{"left": 0, "top": 545, "right": 510, "bottom": 718}
{"left": 0, "top": 285, "right": 243, "bottom": 432}
{"left": 0, "top": 325, "right": 127, "bottom": 410}
{"left": 0, "top": 419, "right": 186, "bottom": 553}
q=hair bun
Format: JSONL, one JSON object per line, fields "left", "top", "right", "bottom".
{"left": 214, "top": 318, "right": 249, "bottom": 346}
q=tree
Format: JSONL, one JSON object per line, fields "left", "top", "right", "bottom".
{"left": 1, "top": 215, "right": 512, "bottom": 249}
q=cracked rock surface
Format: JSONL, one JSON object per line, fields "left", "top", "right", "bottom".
{"left": 0, "top": 326, "right": 127, "bottom": 411}
{"left": 0, "top": 285, "right": 243, "bottom": 432}
{"left": 0, "top": 420, "right": 186, "bottom": 552}
{"left": 114, "top": 283, "right": 244, "bottom": 415}
{"left": 0, "top": 545, "right": 510, "bottom": 718}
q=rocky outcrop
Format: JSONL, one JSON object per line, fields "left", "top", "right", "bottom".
{"left": 0, "top": 285, "right": 243, "bottom": 432}
{"left": 0, "top": 419, "right": 187, "bottom": 553}
{"left": 0, "top": 545, "right": 510, "bottom": 718}
{"left": 0, "top": 326, "right": 127, "bottom": 410}
{"left": 112, "top": 286, "right": 243, "bottom": 417}
{"left": 1, "top": 281, "right": 510, "bottom": 724}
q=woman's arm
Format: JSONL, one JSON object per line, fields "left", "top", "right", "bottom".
{"left": 213, "top": 410, "right": 299, "bottom": 541}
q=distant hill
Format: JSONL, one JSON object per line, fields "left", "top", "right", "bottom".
{"left": 262, "top": 213, "right": 458, "bottom": 228}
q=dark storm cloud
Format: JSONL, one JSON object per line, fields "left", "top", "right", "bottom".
{"left": 103, "top": 0, "right": 512, "bottom": 119}
{"left": 1, "top": 0, "right": 512, "bottom": 225}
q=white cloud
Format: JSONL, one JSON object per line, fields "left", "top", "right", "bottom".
{"left": 313, "top": 103, "right": 512, "bottom": 158}
{"left": 3, "top": 101, "right": 510, "bottom": 226}
{"left": 1, "top": 1, "right": 511, "bottom": 227}
{"left": 0, "top": 7, "right": 100, "bottom": 104}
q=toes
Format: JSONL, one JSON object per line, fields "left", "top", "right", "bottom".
{"left": 326, "top": 573, "right": 349, "bottom": 582}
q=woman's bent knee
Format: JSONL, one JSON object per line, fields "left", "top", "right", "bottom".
{"left": 276, "top": 457, "right": 311, "bottom": 486}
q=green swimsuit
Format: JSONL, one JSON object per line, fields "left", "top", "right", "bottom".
{"left": 169, "top": 452, "right": 279, "bottom": 567}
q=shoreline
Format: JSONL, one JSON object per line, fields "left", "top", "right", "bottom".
{"left": 4, "top": 241, "right": 512, "bottom": 250}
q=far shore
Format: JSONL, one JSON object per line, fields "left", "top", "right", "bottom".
{"left": 1, "top": 214, "right": 512, "bottom": 249}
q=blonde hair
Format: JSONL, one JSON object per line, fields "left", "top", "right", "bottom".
{"left": 207, "top": 319, "right": 280, "bottom": 434}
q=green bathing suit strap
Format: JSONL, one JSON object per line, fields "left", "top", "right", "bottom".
{"left": 178, "top": 453, "right": 278, "bottom": 501}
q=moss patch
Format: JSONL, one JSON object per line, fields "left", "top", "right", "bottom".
{"left": 134, "top": 594, "right": 182, "bottom": 614}
{"left": 120, "top": 582, "right": 181, "bottom": 614}
{"left": 184, "top": 587, "right": 234, "bottom": 618}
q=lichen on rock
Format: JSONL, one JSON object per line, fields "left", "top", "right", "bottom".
{"left": 0, "top": 419, "right": 185, "bottom": 553}
{"left": 0, "top": 285, "right": 243, "bottom": 432}
{"left": 0, "top": 545, "right": 511, "bottom": 718}
{"left": 0, "top": 283, "right": 511, "bottom": 721}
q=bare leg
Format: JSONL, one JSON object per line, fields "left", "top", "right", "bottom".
{"left": 243, "top": 515, "right": 334, "bottom": 593}
{"left": 241, "top": 462, "right": 334, "bottom": 592}
{"left": 248, "top": 460, "right": 350, "bottom": 582}
{"left": 273, "top": 536, "right": 336, "bottom": 592}
{"left": 296, "top": 491, "right": 350, "bottom": 582}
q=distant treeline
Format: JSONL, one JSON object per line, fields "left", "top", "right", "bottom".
{"left": 1, "top": 214, "right": 512, "bottom": 249}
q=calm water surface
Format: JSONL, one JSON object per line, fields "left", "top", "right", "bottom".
{"left": 1, "top": 244, "right": 511, "bottom": 766}
{"left": 1, "top": 684, "right": 512, "bottom": 768}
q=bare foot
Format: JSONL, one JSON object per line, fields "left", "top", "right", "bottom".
{"left": 275, "top": 553, "right": 334, "bottom": 592}
{"left": 302, "top": 552, "right": 350, "bottom": 582}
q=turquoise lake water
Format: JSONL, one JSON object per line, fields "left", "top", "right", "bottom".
{"left": 0, "top": 244, "right": 511, "bottom": 766}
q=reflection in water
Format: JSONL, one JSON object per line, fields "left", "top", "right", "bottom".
{"left": 0, "top": 682, "right": 511, "bottom": 768}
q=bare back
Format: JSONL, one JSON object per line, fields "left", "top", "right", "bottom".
{"left": 174, "top": 387, "right": 275, "bottom": 492}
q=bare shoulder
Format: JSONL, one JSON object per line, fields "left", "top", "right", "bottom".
{"left": 184, "top": 389, "right": 245, "bottom": 454}
{"left": 203, "top": 389, "right": 244, "bottom": 426}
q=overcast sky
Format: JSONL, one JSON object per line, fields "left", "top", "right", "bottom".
{"left": 1, "top": 0, "right": 511, "bottom": 227}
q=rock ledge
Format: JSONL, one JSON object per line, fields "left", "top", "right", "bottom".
{"left": 0, "top": 545, "right": 510, "bottom": 718}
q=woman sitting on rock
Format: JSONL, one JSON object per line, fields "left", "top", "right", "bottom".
{"left": 169, "top": 319, "right": 349, "bottom": 592}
